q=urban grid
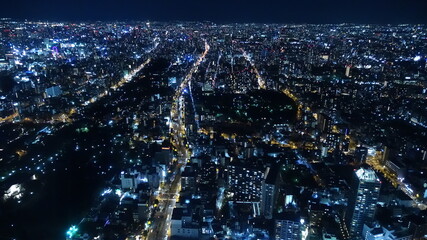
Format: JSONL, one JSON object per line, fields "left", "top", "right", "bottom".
{"left": 0, "top": 19, "right": 426, "bottom": 240}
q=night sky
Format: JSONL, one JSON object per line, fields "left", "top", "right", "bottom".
{"left": 1, "top": 0, "right": 426, "bottom": 23}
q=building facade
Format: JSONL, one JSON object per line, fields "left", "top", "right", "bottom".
{"left": 349, "top": 168, "right": 381, "bottom": 239}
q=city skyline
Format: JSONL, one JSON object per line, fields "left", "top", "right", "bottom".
{"left": 0, "top": 19, "right": 426, "bottom": 240}
{"left": 1, "top": 0, "right": 427, "bottom": 24}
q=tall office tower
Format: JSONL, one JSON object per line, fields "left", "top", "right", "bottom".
{"left": 348, "top": 168, "right": 381, "bottom": 239}
{"left": 261, "top": 167, "right": 279, "bottom": 219}
{"left": 227, "top": 162, "right": 265, "bottom": 203}
{"left": 381, "top": 146, "right": 392, "bottom": 165}
{"left": 354, "top": 146, "right": 368, "bottom": 163}
{"left": 317, "top": 112, "right": 332, "bottom": 133}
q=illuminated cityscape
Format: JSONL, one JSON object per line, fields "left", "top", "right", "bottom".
{"left": 0, "top": 4, "right": 427, "bottom": 240}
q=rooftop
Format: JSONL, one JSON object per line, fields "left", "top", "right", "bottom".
{"left": 355, "top": 168, "right": 380, "bottom": 183}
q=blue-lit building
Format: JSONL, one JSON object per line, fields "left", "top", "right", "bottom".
{"left": 275, "top": 213, "right": 302, "bottom": 240}
{"left": 261, "top": 166, "right": 279, "bottom": 219}
{"left": 347, "top": 168, "right": 381, "bottom": 239}
{"left": 45, "top": 85, "right": 62, "bottom": 98}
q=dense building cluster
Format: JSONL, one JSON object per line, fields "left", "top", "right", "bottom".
{"left": 0, "top": 20, "right": 426, "bottom": 240}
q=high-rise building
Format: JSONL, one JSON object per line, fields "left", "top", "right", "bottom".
{"left": 381, "top": 146, "right": 392, "bottom": 165}
{"left": 347, "top": 168, "right": 381, "bottom": 239}
{"left": 317, "top": 112, "right": 332, "bottom": 133}
{"left": 345, "top": 65, "right": 351, "bottom": 77}
{"left": 120, "top": 170, "right": 140, "bottom": 189}
{"left": 363, "top": 224, "right": 413, "bottom": 240}
{"left": 275, "top": 213, "right": 302, "bottom": 240}
{"left": 261, "top": 167, "right": 279, "bottom": 219}
{"left": 171, "top": 208, "right": 200, "bottom": 239}
{"left": 227, "top": 162, "right": 265, "bottom": 203}
{"left": 45, "top": 85, "right": 62, "bottom": 98}
{"left": 181, "top": 167, "right": 196, "bottom": 191}
{"left": 354, "top": 147, "right": 368, "bottom": 163}
{"left": 197, "top": 158, "right": 217, "bottom": 185}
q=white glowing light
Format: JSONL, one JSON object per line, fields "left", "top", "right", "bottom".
{"left": 355, "top": 168, "right": 379, "bottom": 182}
{"left": 115, "top": 189, "right": 122, "bottom": 197}
{"left": 302, "top": 226, "right": 309, "bottom": 240}
{"left": 101, "top": 188, "right": 112, "bottom": 196}
{"left": 3, "top": 184, "right": 24, "bottom": 200}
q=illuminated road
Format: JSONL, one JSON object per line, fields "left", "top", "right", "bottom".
{"left": 57, "top": 39, "right": 161, "bottom": 126}
{"left": 147, "top": 168, "right": 182, "bottom": 240}
{"left": 83, "top": 57, "right": 153, "bottom": 106}
{"left": 366, "top": 152, "right": 427, "bottom": 210}
{"left": 239, "top": 48, "right": 266, "bottom": 89}
{"left": 281, "top": 88, "right": 302, "bottom": 120}
{"left": 147, "top": 40, "right": 210, "bottom": 240}
{"left": 87, "top": 57, "right": 153, "bottom": 109}
{"left": 0, "top": 112, "right": 19, "bottom": 124}
{"left": 170, "top": 40, "right": 210, "bottom": 158}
